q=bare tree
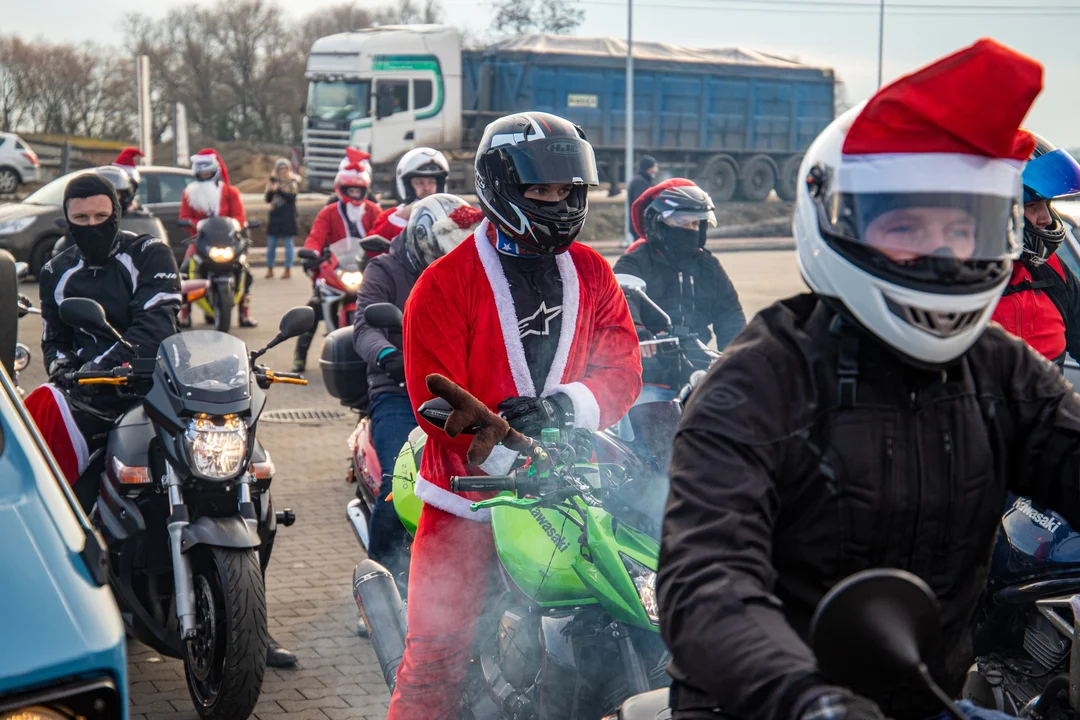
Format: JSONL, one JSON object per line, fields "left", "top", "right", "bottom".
{"left": 373, "top": 0, "right": 444, "bottom": 25}
{"left": 490, "top": 0, "right": 583, "bottom": 35}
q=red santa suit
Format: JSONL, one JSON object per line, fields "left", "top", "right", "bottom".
{"left": 303, "top": 199, "right": 382, "bottom": 261}
{"left": 368, "top": 203, "right": 410, "bottom": 241}
{"left": 388, "top": 219, "right": 642, "bottom": 719}
{"left": 179, "top": 149, "right": 246, "bottom": 268}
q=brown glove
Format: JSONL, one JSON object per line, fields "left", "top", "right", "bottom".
{"left": 426, "top": 374, "right": 532, "bottom": 466}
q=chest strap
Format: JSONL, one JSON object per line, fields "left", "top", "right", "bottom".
{"left": 830, "top": 315, "right": 860, "bottom": 408}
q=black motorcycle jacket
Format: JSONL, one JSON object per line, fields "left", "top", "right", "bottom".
{"left": 613, "top": 241, "right": 744, "bottom": 386}
{"left": 658, "top": 293, "right": 1080, "bottom": 720}
{"left": 40, "top": 231, "right": 181, "bottom": 372}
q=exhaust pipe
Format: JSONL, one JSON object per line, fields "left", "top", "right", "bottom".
{"left": 353, "top": 559, "right": 406, "bottom": 691}
{"left": 346, "top": 498, "right": 370, "bottom": 551}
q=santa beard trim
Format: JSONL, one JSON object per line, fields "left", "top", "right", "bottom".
{"left": 185, "top": 180, "right": 222, "bottom": 216}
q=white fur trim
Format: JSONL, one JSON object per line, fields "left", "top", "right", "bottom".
{"left": 474, "top": 220, "right": 535, "bottom": 396}
{"left": 479, "top": 444, "right": 519, "bottom": 476}
{"left": 389, "top": 212, "right": 409, "bottom": 228}
{"left": 415, "top": 475, "right": 492, "bottom": 522}
{"left": 836, "top": 153, "right": 1023, "bottom": 197}
{"left": 547, "top": 381, "right": 601, "bottom": 431}
{"left": 44, "top": 383, "right": 90, "bottom": 474}
{"left": 115, "top": 252, "right": 138, "bottom": 292}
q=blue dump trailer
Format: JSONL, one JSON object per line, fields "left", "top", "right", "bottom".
{"left": 304, "top": 26, "right": 835, "bottom": 201}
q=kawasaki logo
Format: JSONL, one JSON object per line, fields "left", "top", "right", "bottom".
{"left": 530, "top": 506, "right": 570, "bottom": 553}
{"left": 545, "top": 140, "right": 579, "bottom": 156}
{"left": 1013, "top": 497, "right": 1063, "bottom": 534}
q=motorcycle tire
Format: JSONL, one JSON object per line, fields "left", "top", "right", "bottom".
{"left": 214, "top": 288, "right": 233, "bottom": 334}
{"left": 183, "top": 546, "right": 268, "bottom": 720}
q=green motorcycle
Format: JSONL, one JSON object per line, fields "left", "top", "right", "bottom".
{"left": 353, "top": 414, "right": 670, "bottom": 719}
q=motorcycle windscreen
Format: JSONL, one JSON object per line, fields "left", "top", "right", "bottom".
{"left": 158, "top": 330, "right": 250, "bottom": 405}
{"left": 328, "top": 237, "right": 364, "bottom": 271}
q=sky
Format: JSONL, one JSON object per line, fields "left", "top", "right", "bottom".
{"left": 8, "top": 0, "right": 1080, "bottom": 145}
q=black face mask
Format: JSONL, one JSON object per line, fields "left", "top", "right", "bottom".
{"left": 656, "top": 223, "right": 703, "bottom": 268}
{"left": 64, "top": 174, "right": 120, "bottom": 266}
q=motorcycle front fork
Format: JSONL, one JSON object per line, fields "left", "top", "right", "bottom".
{"left": 164, "top": 463, "right": 258, "bottom": 639}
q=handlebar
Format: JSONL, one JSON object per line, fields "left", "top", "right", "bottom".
{"left": 262, "top": 370, "right": 308, "bottom": 386}
{"left": 450, "top": 475, "right": 516, "bottom": 493}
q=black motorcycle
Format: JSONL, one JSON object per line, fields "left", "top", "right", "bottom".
{"left": 57, "top": 297, "right": 312, "bottom": 720}
{"left": 177, "top": 217, "right": 260, "bottom": 333}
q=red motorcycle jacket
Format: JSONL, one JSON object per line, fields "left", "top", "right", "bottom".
{"left": 992, "top": 254, "right": 1080, "bottom": 366}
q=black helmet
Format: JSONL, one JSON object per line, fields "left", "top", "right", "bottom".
{"left": 95, "top": 166, "right": 136, "bottom": 214}
{"left": 642, "top": 180, "right": 717, "bottom": 253}
{"left": 474, "top": 112, "right": 599, "bottom": 254}
{"left": 1020, "top": 132, "right": 1080, "bottom": 265}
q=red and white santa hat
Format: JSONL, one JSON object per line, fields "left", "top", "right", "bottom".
{"left": 335, "top": 147, "right": 372, "bottom": 187}
{"left": 113, "top": 147, "right": 143, "bottom": 168}
{"left": 837, "top": 38, "right": 1041, "bottom": 198}
{"left": 190, "top": 148, "right": 230, "bottom": 185}
{"left": 432, "top": 205, "right": 485, "bottom": 246}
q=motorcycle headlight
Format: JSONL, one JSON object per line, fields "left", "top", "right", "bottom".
{"left": 620, "top": 553, "right": 659, "bottom": 625}
{"left": 0, "top": 216, "right": 36, "bottom": 235}
{"left": 339, "top": 270, "right": 363, "bottom": 291}
{"left": 208, "top": 246, "right": 235, "bottom": 262}
{"left": 185, "top": 415, "right": 248, "bottom": 479}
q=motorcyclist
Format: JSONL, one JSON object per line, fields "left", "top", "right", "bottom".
{"left": 25, "top": 172, "right": 180, "bottom": 492}
{"left": 351, "top": 193, "right": 483, "bottom": 581}
{"left": 388, "top": 111, "right": 642, "bottom": 719}
{"left": 657, "top": 39, "right": 1080, "bottom": 720}
{"left": 613, "top": 178, "right": 745, "bottom": 399}
{"left": 367, "top": 147, "right": 450, "bottom": 241}
{"left": 293, "top": 148, "right": 382, "bottom": 372}
{"left": 110, "top": 147, "right": 145, "bottom": 214}
{"left": 990, "top": 133, "right": 1080, "bottom": 366}
{"left": 178, "top": 148, "right": 255, "bottom": 328}
{"left": 52, "top": 165, "right": 160, "bottom": 258}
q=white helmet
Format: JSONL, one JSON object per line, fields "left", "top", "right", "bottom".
{"left": 396, "top": 148, "right": 449, "bottom": 203}
{"left": 405, "top": 193, "right": 483, "bottom": 272}
{"left": 793, "top": 39, "right": 1040, "bottom": 367}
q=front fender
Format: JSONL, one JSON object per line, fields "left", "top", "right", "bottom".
{"left": 180, "top": 515, "right": 260, "bottom": 553}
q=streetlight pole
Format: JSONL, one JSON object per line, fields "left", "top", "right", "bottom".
{"left": 624, "top": 0, "right": 634, "bottom": 244}
{"left": 876, "top": 0, "right": 885, "bottom": 89}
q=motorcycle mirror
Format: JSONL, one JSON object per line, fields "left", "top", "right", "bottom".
{"left": 58, "top": 297, "right": 127, "bottom": 346}
{"left": 247, "top": 219, "right": 262, "bottom": 230}
{"left": 615, "top": 273, "right": 647, "bottom": 294}
{"left": 279, "top": 306, "right": 316, "bottom": 340}
{"left": 810, "top": 569, "right": 965, "bottom": 720}
{"left": 417, "top": 397, "right": 453, "bottom": 429}
{"left": 15, "top": 262, "right": 28, "bottom": 281}
{"left": 54, "top": 217, "right": 69, "bottom": 230}
{"left": 364, "top": 302, "right": 403, "bottom": 331}
{"left": 360, "top": 236, "right": 391, "bottom": 255}
{"left": 296, "top": 248, "right": 319, "bottom": 261}
{"left": 176, "top": 218, "right": 192, "bottom": 228}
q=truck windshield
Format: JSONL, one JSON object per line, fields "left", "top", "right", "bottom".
{"left": 308, "top": 81, "right": 371, "bottom": 121}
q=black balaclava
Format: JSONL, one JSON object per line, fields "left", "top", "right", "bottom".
{"left": 64, "top": 174, "right": 120, "bottom": 266}
{"left": 655, "top": 221, "right": 705, "bottom": 269}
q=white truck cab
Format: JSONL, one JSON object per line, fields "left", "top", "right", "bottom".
{"left": 303, "top": 25, "right": 463, "bottom": 194}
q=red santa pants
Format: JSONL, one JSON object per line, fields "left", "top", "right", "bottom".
{"left": 25, "top": 384, "right": 93, "bottom": 485}
{"left": 387, "top": 505, "right": 495, "bottom": 720}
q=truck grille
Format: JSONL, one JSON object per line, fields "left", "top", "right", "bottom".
{"left": 303, "top": 127, "right": 351, "bottom": 181}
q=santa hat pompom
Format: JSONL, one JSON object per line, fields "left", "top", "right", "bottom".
{"left": 837, "top": 38, "right": 1041, "bottom": 196}
{"left": 336, "top": 147, "right": 373, "bottom": 187}
{"left": 113, "top": 147, "right": 143, "bottom": 167}
{"left": 447, "top": 205, "right": 484, "bottom": 230}
{"left": 190, "top": 148, "right": 230, "bottom": 185}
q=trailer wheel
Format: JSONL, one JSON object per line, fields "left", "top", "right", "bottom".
{"left": 700, "top": 155, "right": 739, "bottom": 203}
{"left": 738, "top": 155, "right": 776, "bottom": 202}
{"left": 775, "top": 155, "right": 804, "bottom": 202}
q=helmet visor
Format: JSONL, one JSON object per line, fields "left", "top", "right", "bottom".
{"left": 819, "top": 191, "right": 1020, "bottom": 290}
{"left": 659, "top": 207, "right": 717, "bottom": 229}
{"left": 496, "top": 138, "right": 599, "bottom": 186}
{"left": 1023, "top": 148, "right": 1080, "bottom": 202}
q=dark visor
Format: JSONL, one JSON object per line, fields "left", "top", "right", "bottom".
{"left": 498, "top": 138, "right": 599, "bottom": 186}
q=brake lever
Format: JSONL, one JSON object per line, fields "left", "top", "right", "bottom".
{"left": 470, "top": 495, "right": 543, "bottom": 512}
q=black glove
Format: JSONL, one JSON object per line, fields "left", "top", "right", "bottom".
{"left": 378, "top": 350, "right": 406, "bottom": 385}
{"left": 636, "top": 326, "right": 655, "bottom": 343}
{"left": 47, "top": 357, "right": 75, "bottom": 386}
{"left": 798, "top": 692, "right": 886, "bottom": 720}
{"left": 498, "top": 393, "right": 574, "bottom": 438}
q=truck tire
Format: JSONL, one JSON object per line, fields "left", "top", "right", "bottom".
{"left": 738, "top": 155, "right": 777, "bottom": 202}
{"left": 700, "top": 155, "right": 739, "bottom": 202}
{"left": 775, "top": 155, "right": 804, "bottom": 202}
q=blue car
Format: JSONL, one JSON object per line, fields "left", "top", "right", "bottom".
{"left": 0, "top": 362, "right": 127, "bottom": 719}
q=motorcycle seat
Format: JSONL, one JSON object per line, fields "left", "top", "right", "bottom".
{"left": 619, "top": 688, "right": 671, "bottom": 720}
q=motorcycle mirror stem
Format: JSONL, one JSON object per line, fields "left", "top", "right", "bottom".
{"left": 250, "top": 306, "right": 317, "bottom": 363}
{"left": 57, "top": 297, "right": 132, "bottom": 350}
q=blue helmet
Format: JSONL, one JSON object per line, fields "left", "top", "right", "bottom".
{"left": 1020, "top": 133, "right": 1080, "bottom": 264}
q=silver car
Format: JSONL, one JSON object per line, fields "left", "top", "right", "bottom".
{"left": 0, "top": 132, "right": 41, "bottom": 194}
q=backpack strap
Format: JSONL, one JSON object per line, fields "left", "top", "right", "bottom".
{"left": 830, "top": 315, "right": 860, "bottom": 408}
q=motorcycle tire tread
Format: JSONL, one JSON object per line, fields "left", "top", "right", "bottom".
{"left": 184, "top": 547, "right": 268, "bottom": 720}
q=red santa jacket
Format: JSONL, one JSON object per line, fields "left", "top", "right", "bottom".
{"left": 368, "top": 204, "right": 409, "bottom": 241}
{"left": 992, "top": 254, "right": 1068, "bottom": 362}
{"left": 179, "top": 183, "right": 246, "bottom": 229}
{"left": 304, "top": 200, "right": 382, "bottom": 259}
{"left": 403, "top": 219, "right": 642, "bottom": 520}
